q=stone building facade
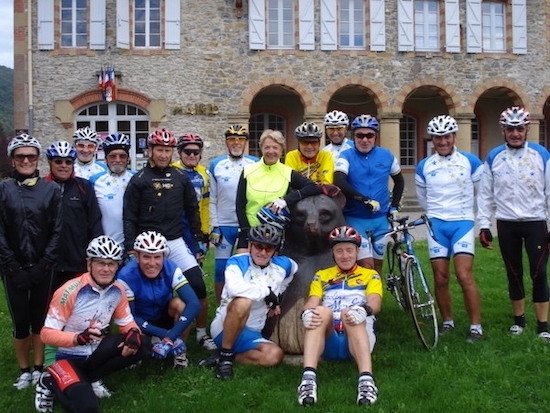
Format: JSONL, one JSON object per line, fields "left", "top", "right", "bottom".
{"left": 13, "top": 0, "right": 550, "bottom": 193}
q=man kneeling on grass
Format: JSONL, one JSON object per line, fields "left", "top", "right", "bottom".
{"left": 205, "top": 224, "right": 297, "bottom": 379}
{"left": 35, "top": 236, "right": 145, "bottom": 413}
{"left": 297, "top": 226, "right": 382, "bottom": 407}
{"left": 117, "top": 231, "right": 201, "bottom": 368}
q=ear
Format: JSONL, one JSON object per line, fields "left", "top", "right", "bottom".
{"left": 86, "top": 258, "right": 92, "bottom": 273}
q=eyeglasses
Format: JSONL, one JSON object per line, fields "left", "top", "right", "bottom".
{"left": 251, "top": 243, "right": 276, "bottom": 252}
{"left": 76, "top": 142, "right": 96, "bottom": 150}
{"left": 505, "top": 125, "right": 526, "bottom": 132}
{"left": 107, "top": 153, "right": 129, "bottom": 160}
{"left": 182, "top": 149, "right": 201, "bottom": 156}
{"left": 354, "top": 132, "right": 377, "bottom": 140}
{"left": 52, "top": 158, "right": 74, "bottom": 166}
{"left": 13, "top": 153, "right": 39, "bottom": 162}
{"left": 226, "top": 137, "right": 247, "bottom": 143}
{"left": 91, "top": 259, "right": 119, "bottom": 270}
{"left": 326, "top": 126, "right": 346, "bottom": 131}
{"left": 299, "top": 140, "right": 320, "bottom": 146}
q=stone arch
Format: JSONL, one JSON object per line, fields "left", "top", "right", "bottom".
{"left": 239, "top": 77, "right": 312, "bottom": 115}
{"left": 316, "top": 77, "right": 387, "bottom": 114}
{"left": 534, "top": 86, "right": 550, "bottom": 116}
{"left": 70, "top": 88, "right": 152, "bottom": 111}
{"left": 394, "top": 78, "right": 458, "bottom": 115}
{"left": 467, "top": 78, "right": 530, "bottom": 113}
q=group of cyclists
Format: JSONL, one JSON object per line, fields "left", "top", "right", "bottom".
{"left": 0, "top": 105, "right": 548, "bottom": 411}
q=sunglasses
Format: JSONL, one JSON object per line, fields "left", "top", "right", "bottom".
{"left": 75, "top": 142, "right": 96, "bottom": 149}
{"left": 226, "top": 137, "right": 247, "bottom": 143}
{"left": 182, "top": 149, "right": 201, "bottom": 156}
{"left": 354, "top": 132, "right": 377, "bottom": 140}
{"left": 13, "top": 153, "right": 39, "bottom": 162}
{"left": 326, "top": 126, "right": 346, "bottom": 131}
{"left": 52, "top": 158, "right": 74, "bottom": 166}
{"left": 251, "top": 243, "right": 276, "bottom": 252}
{"left": 505, "top": 125, "right": 526, "bottom": 132}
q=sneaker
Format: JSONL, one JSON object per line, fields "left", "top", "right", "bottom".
{"left": 215, "top": 360, "right": 233, "bottom": 380}
{"left": 538, "top": 332, "right": 550, "bottom": 343}
{"left": 31, "top": 370, "right": 42, "bottom": 386}
{"left": 174, "top": 352, "right": 189, "bottom": 368}
{"left": 91, "top": 380, "right": 112, "bottom": 398}
{"left": 509, "top": 324, "right": 524, "bottom": 335}
{"left": 198, "top": 334, "right": 218, "bottom": 351}
{"left": 438, "top": 323, "right": 455, "bottom": 336}
{"left": 198, "top": 352, "right": 219, "bottom": 368}
{"left": 35, "top": 372, "right": 54, "bottom": 413}
{"left": 13, "top": 371, "right": 32, "bottom": 390}
{"left": 466, "top": 328, "right": 483, "bottom": 343}
{"left": 297, "top": 378, "right": 317, "bottom": 406}
{"left": 357, "top": 377, "right": 378, "bottom": 405}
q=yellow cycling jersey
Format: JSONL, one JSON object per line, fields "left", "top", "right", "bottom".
{"left": 284, "top": 149, "right": 334, "bottom": 184}
{"left": 308, "top": 265, "right": 383, "bottom": 313}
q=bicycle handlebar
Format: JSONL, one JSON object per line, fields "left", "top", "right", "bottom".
{"left": 385, "top": 214, "right": 434, "bottom": 239}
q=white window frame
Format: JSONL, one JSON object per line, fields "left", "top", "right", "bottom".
{"left": 414, "top": 0, "right": 439, "bottom": 52}
{"left": 134, "top": 0, "right": 161, "bottom": 48}
{"left": 482, "top": 1, "right": 505, "bottom": 52}
{"left": 267, "top": 0, "right": 294, "bottom": 49}
{"left": 249, "top": 113, "right": 286, "bottom": 158}
{"left": 339, "top": 0, "right": 365, "bottom": 49}
{"left": 60, "top": 0, "right": 88, "bottom": 48}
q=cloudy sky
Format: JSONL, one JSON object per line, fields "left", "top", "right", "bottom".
{"left": 0, "top": 3, "right": 14, "bottom": 68}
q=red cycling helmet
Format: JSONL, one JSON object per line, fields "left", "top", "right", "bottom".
{"left": 177, "top": 133, "right": 204, "bottom": 151}
{"left": 328, "top": 225, "right": 362, "bottom": 247}
{"left": 147, "top": 128, "right": 177, "bottom": 147}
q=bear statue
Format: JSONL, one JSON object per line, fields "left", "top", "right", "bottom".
{"left": 267, "top": 191, "right": 346, "bottom": 354}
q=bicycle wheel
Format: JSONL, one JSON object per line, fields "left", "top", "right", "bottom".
{"left": 385, "top": 246, "right": 408, "bottom": 310}
{"left": 404, "top": 258, "right": 439, "bottom": 349}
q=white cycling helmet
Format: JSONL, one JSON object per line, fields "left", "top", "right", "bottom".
{"left": 295, "top": 122, "right": 323, "bottom": 139}
{"left": 427, "top": 115, "right": 458, "bottom": 136}
{"left": 73, "top": 126, "right": 100, "bottom": 145}
{"left": 499, "top": 107, "right": 530, "bottom": 127}
{"left": 324, "top": 110, "right": 349, "bottom": 127}
{"left": 87, "top": 236, "right": 123, "bottom": 261}
{"left": 133, "top": 231, "right": 169, "bottom": 254}
{"left": 7, "top": 133, "right": 42, "bottom": 157}
{"left": 46, "top": 141, "right": 77, "bottom": 160}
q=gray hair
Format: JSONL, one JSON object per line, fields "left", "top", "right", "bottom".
{"left": 259, "top": 129, "right": 286, "bottom": 152}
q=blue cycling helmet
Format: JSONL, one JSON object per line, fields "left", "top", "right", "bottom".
{"left": 351, "top": 115, "right": 379, "bottom": 132}
{"left": 46, "top": 140, "right": 77, "bottom": 160}
{"left": 102, "top": 132, "right": 131, "bottom": 154}
{"left": 257, "top": 206, "right": 291, "bottom": 230}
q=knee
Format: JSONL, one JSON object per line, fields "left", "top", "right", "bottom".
{"left": 227, "top": 297, "right": 252, "bottom": 318}
{"left": 315, "top": 306, "right": 333, "bottom": 323}
{"left": 184, "top": 266, "right": 207, "bottom": 299}
{"left": 263, "top": 345, "right": 284, "bottom": 366}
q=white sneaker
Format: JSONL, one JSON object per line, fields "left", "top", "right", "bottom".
{"left": 297, "top": 378, "right": 317, "bottom": 406}
{"left": 538, "top": 331, "right": 550, "bottom": 343}
{"left": 31, "top": 370, "right": 42, "bottom": 386}
{"left": 357, "top": 377, "right": 378, "bottom": 405}
{"left": 509, "top": 324, "right": 524, "bottom": 335}
{"left": 198, "top": 335, "right": 217, "bottom": 351}
{"left": 35, "top": 372, "right": 54, "bottom": 413}
{"left": 91, "top": 380, "right": 112, "bottom": 398}
{"left": 174, "top": 352, "right": 189, "bottom": 368}
{"left": 13, "top": 371, "right": 32, "bottom": 390}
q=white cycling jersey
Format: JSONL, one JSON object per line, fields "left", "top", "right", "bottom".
{"left": 90, "top": 169, "right": 134, "bottom": 245}
{"left": 325, "top": 138, "right": 353, "bottom": 162}
{"left": 208, "top": 155, "right": 258, "bottom": 227}
{"left": 74, "top": 160, "right": 107, "bottom": 180}
{"left": 210, "top": 253, "right": 296, "bottom": 335}
{"left": 415, "top": 147, "right": 483, "bottom": 221}
{"left": 477, "top": 142, "right": 550, "bottom": 229}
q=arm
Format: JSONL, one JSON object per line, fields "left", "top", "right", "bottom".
{"left": 223, "top": 261, "right": 270, "bottom": 301}
{"left": 476, "top": 162, "right": 495, "bottom": 229}
{"left": 390, "top": 171, "right": 405, "bottom": 209}
{"left": 123, "top": 177, "right": 141, "bottom": 252}
{"left": 208, "top": 164, "right": 220, "bottom": 228}
{"left": 334, "top": 170, "right": 364, "bottom": 199}
{"left": 42, "top": 184, "right": 63, "bottom": 264}
{"left": 319, "top": 151, "right": 334, "bottom": 184}
{"left": 165, "top": 283, "right": 201, "bottom": 341}
{"left": 235, "top": 172, "right": 250, "bottom": 229}
{"left": 129, "top": 300, "right": 169, "bottom": 339}
{"left": 182, "top": 177, "right": 202, "bottom": 240}
{"left": 85, "top": 180, "right": 104, "bottom": 238}
{"left": 414, "top": 172, "right": 428, "bottom": 213}
{"left": 365, "top": 293, "right": 382, "bottom": 315}
{"left": 284, "top": 171, "right": 322, "bottom": 206}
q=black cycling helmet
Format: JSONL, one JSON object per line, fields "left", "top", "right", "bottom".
{"left": 328, "top": 225, "right": 362, "bottom": 247}
{"left": 248, "top": 224, "right": 283, "bottom": 249}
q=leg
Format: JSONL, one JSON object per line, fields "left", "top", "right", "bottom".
{"left": 497, "top": 221, "right": 525, "bottom": 316}
{"left": 235, "top": 342, "right": 283, "bottom": 366}
{"left": 302, "top": 306, "right": 332, "bottom": 370}
{"left": 344, "top": 319, "right": 372, "bottom": 374}
{"left": 431, "top": 258, "right": 452, "bottom": 322}
{"left": 220, "top": 297, "right": 252, "bottom": 350}
{"left": 454, "top": 254, "right": 482, "bottom": 325}
{"left": 14, "top": 336, "right": 31, "bottom": 370}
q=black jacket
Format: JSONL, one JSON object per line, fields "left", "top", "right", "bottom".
{"left": 0, "top": 177, "right": 62, "bottom": 270}
{"left": 123, "top": 163, "right": 201, "bottom": 252}
{"left": 45, "top": 174, "right": 104, "bottom": 273}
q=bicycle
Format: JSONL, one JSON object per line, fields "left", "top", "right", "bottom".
{"left": 379, "top": 215, "right": 439, "bottom": 349}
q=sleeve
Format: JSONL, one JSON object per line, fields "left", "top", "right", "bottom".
{"left": 415, "top": 164, "right": 428, "bottom": 213}
{"left": 307, "top": 272, "right": 323, "bottom": 299}
{"left": 113, "top": 291, "right": 140, "bottom": 334}
{"left": 182, "top": 176, "right": 201, "bottom": 240}
{"left": 85, "top": 180, "right": 104, "bottom": 239}
{"left": 128, "top": 300, "right": 169, "bottom": 339}
{"left": 166, "top": 283, "right": 200, "bottom": 340}
{"left": 365, "top": 272, "right": 383, "bottom": 297}
{"left": 0, "top": 182, "right": 18, "bottom": 266}
{"left": 318, "top": 151, "right": 334, "bottom": 184}
{"left": 43, "top": 185, "right": 63, "bottom": 264}
{"left": 284, "top": 171, "right": 322, "bottom": 206}
{"left": 208, "top": 162, "right": 220, "bottom": 228}
{"left": 40, "top": 287, "right": 77, "bottom": 347}
{"left": 223, "top": 261, "right": 270, "bottom": 301}
{"left": 276, "top": 258, "right": 298, "bottom": 295}
{"left": 236, "top": 172, "right": 250, "bottom": 229}
{"left": 476, "top": 162, "right": 496, "bottom": 229}
{"left": 199, "top": 169, "right": 211, "bottom": 235}
{"left": 334, "top": 170, "right": 364, "bottom": 199}
{"left": 390, "top": 171, "right": 405, "bottom": 208}
{"left": 123, "top": 176, "right": 141, "bottom": 252}
{"left": 546, "top": 158, "right": 550, "bottom": 226}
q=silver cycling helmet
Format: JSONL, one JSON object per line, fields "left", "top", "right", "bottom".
{"left": 499, "top": 107, "right": 530, "bottom": 127}
{"left": 133, "top": 231, "right": 169, "bottom": 254}
{"left": 427, "top": 115, "right": 458, "bottom": 136}
{"left": 324, "top": 110, "right": 349, "bottom": 127}
{"left": 73, "top": 126, "right": 100, "bottom": 145}
{"left": 7, "top": 133, "right": 42, "bottom": 157}
{"left": 87, "top": 236, "right": 124, "bottom": 261}
{"left": 295, "top": 122, "right": 323, "bottom": 139}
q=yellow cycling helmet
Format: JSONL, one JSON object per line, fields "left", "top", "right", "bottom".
{"left": 224, "top": 124, "right": 249, "bottom": 138}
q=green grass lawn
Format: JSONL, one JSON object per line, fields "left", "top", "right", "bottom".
{"left": 1, "top": 241, "right": 549, "bottom": 412}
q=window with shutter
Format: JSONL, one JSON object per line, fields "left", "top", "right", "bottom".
{"left": 339, "top": 0, "right": 365, "bottom": 49}
{"left": 37, "top": 0, "right": 55, "bottom": 50}
{"left": 414, "top": 1, "right": 439, "bottom": 52}
{"left": 267, "top": 0, "right": 294, "bottom": 49}
{"left": 370, "top": 0, "right": 385, "bottom": 51}
{"left": 482, "top": 1, "right": 505, "bottom": 52}
{"left": 299, "top": 0, "right": 315, "bottom": 50}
